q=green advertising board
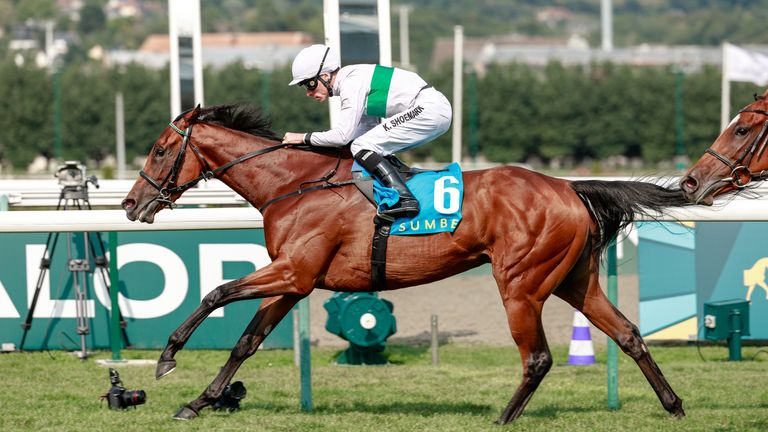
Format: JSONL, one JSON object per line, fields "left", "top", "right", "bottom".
{"left": 0, "top": 229, "right": 293, "bottom": 351}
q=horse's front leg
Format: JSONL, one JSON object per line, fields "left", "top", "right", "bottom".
{"left": 157, "top": 258, "right": 318, "bottom": 379}
{"left": 173, "top": 294, "right": 302, "bottom": 420}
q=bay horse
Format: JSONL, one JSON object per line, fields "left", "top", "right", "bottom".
{"left": 121, "top": 104, "right": 688, "bottom": 423}
{"left": 681, "top": 90, "right": 768, "bottom": 204}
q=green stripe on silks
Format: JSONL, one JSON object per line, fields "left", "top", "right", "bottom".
{"left": 366, "top": 65, "right": 395, "bottom": 118}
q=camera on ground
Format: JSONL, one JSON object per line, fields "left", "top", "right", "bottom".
{"left": 212, "top": 381, "right": 247, "bottom": 412}
{"left": 104, "top": 368, "right": 146, "bottom": 410}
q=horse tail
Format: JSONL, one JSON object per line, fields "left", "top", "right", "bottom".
{"left": 570, "top": 180, "right": 689, "bottom": 259}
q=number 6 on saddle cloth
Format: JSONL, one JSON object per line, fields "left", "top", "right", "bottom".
{"left": 352, "top": 161, "right": 464, "bottom": 235}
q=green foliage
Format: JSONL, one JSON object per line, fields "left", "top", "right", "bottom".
{"left": 78, "top": 1, "right": 107, "bottom": 35}
{"left": 0, "top": 58, "right": 737, "bottom": 171}
{"left": 5, "top": 0, "right": 768, "bottom": 171}
{"left": 12, "top": 0, "right": 56, "bottom": 22}
{"left": 0, "top": 60, "right": 53, "bottom": 169}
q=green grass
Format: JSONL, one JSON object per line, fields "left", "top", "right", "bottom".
{"left": 0, "top": 344, "right": 767, "bottom": 431}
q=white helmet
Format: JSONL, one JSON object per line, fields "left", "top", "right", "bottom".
{"left": 288, "top": 44, "right": 341, "bottom": 86}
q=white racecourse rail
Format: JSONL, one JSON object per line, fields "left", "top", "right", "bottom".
{"left": 1, "top": 177, "right": 768, "bottom": 232}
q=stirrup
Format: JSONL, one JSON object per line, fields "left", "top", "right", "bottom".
{"left": 379, "top": 199, "right": 420, "bottom": 219}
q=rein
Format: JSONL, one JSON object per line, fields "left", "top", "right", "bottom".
{"left": 259, "top": 150, "right": 359, "bottom": 212}
{"left": 704, "top": 108, "right": 768, "bottom": 192}
{"left": 140, "top": 122, "right": 355, "bottom": 211}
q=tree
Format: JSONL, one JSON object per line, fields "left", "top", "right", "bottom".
{"left": 59, "top": 62, "right": 115, "bottom": 163}
{"left": 0, "top": 61, "right": 52, "bottom": 170}
{"left": 109, "top": 63, "right": 169, "bottom": 163}
{"left": 79, "top": 0, "right": 106, "bottom": 35}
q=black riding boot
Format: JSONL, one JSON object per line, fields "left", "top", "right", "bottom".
{"left": 355, "top": 150, "right": 420, "bottom": 219}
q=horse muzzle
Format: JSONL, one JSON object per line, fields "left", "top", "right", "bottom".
{"left": 121, "top": 198, "right": 138, "bottom": 221}
{"left": 121, "top": 197, "right": 159, "bottom": 223}
{"left": 679, "top": 174, "right": 718, "bottom": 206}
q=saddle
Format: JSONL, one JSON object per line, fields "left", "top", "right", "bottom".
{"left": 353, "top": 156, "right": 465, "bottom": 292}
{"left": 352, "top": 155, "right": 426, "bottom": 206}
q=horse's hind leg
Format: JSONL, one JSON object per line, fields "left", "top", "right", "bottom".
{"left": 174, "top": 294, "right": 302, "bottom": 420}
{"left": 496, "top": 295, "right": 552, "bottom": 424}
{"left": 554, "top": 258, "right": 685, "bottom": 418}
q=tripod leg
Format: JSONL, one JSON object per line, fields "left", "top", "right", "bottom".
{"left": 69, "top": 232, "right": 91, "bottom": 360}
{"left": 19, "top": 231, "right": 61, "bottom": 351}
{"left": 72, "top": 268, "right": 90, "bottom": 359}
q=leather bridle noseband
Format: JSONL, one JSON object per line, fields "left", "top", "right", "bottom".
{"left": 139, "top": 121, "right": 354, "bottom": 212}
{"left": 704, "top": 108, "right": 768, "bottom": 190}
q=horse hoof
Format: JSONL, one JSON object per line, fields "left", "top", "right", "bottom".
{"left": 173, "top": 406, "right": 198, "bottom": 420}
{"left": 156, "top": 359, "right": 177, "bottom": 380}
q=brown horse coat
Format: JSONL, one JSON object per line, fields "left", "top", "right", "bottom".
{"left": 122, "top": 104, "right": 687, "bottom": 423}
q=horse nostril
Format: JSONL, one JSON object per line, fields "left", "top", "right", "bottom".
{"left": 121, "top": 198, "right": 136, "bottom": 210}
{"left": 681, "top": 177, "right": 698, "bottom": 193}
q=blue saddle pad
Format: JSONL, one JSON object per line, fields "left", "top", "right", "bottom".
{"left": 353, "top": 162, "right": 464, "bottom": 235}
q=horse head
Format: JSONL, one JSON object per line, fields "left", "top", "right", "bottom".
{"left": 122, "top": 105, "right": 209, "bottom": 223}
{"left": 680, "top": 89, "right": 768, "bottom": 205}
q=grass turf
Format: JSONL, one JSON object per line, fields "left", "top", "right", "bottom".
{"left": 0, "top": 344, "right": 766, "bottom": 431}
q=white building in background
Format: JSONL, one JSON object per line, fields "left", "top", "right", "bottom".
{"left": 105, "top": 31, "right": 315, "bottom": 71}
{"left": 430, "top": 34, "right": 768, "bottom": 75}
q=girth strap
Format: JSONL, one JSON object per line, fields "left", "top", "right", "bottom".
{"left": 371, "top": 216, "right": 393, "bottom": 290}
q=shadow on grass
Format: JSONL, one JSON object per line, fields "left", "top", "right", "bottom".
{"left": 524, "top": 404, "right": 604, "bottom": 418}
{"left": 325, "top": 344, "right": 432, "bottom": 365}
{"left": 524, "top": 394, "right": 650, "bottom": 418}
{"left": 312, "top": 400, "right": 494, "bottom": 416}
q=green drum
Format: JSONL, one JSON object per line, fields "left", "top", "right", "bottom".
{"left": 323, "top": 292, "right": 397, "bottom": 365}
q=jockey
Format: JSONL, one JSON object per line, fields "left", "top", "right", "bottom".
{"left": 282, "top": 44, "right": 452, "bottom": 219}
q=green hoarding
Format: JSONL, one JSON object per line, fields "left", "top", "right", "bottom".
{"left": 0, "top": 229, "right": 293, "bottom": 351}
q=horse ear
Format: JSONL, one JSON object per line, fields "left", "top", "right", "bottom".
{"left": 189, "top": 104, "right": 202, "bottom": 123}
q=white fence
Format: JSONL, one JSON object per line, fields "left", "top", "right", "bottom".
{"left": 0, "top": 179, "right": 245, "bottom": 208}
{"left": 1, "top": 177, "right": 768, "bottom": 232}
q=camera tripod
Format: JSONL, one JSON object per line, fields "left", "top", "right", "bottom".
{"left": 19, "top": 180, "right": 130, "bottom": 359}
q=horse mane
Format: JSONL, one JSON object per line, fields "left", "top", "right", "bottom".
{"left": 191, "top": 104, "right": 282, "bottom": 141}
{"left": 175, "top": 103, "right": 352, "bottom": 160}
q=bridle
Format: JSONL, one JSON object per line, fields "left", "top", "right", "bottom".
{"left": 139, "top": 120, "right": 354, "bottom": 212}
{"left": 140, "top": 122, "right": 293, "bottom": 209}
{"left": 703, "top": 108, "right": 768, "bottom": 190}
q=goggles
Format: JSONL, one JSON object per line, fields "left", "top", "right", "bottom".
{"left": 297, "top": 47, "right": 330, "bottom": 92}
{"left": 299, "top": 77, "right": 319, "bottom": 91}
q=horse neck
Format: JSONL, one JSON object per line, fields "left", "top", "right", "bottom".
{"left": 195, "top": 125, "right": 351, "bottom": 210}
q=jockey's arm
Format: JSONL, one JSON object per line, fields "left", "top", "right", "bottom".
{"left": 282, "top": 75, "right": 368, "bottom": 147}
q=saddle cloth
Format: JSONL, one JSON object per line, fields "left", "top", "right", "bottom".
{"left": 352, "top": 161, "right": 464, "bottom": 235}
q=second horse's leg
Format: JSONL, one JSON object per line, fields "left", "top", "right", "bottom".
{"left": 174, "top": 294, "right": 302, "bottom": 420}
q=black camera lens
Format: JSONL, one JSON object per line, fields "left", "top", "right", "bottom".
{"left": 121, "top": 390, "right": 147, "bottom": 407}
{"left": 105, "top": 369, "right": 147, "bottom": 410}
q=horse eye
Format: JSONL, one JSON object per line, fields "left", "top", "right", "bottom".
{"left": 155, "top": 146, "right": 166, "bottom": 157}
{"left": 735, "top": 126, "right": 749, "bottom": 136}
